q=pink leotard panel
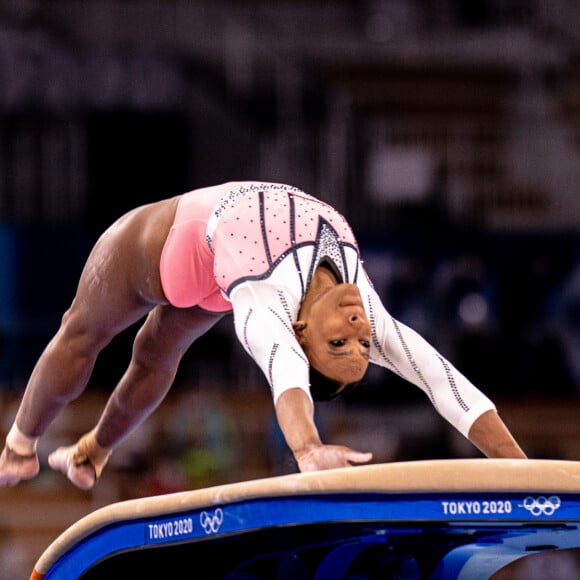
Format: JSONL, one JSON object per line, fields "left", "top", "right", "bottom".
{"left": 159, "top": 184, "right": 232, "bottom": 312}
{"left": 161, "top": 181, "right": 356, "bottom": 309}
{"left": 212, "top": 186, "right": 357, "bottom": 293}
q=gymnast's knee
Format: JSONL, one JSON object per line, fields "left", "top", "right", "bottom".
{"left": 130, "top": 333, "right": 181, "bottom": 374}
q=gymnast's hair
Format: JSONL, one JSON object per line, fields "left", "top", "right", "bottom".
{"left": 308, "top": 367, "right": 361, "bottom": 402}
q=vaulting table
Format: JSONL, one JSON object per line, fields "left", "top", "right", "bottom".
{"left": 30, "top": 459, "right": 580, "bottom": 579}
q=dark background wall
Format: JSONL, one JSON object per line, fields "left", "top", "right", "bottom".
{"left": 4, "top": 3, "right": 580, "bottom": 576}
{"left": 2, "top": 0, "right": 580, "bottom": 400}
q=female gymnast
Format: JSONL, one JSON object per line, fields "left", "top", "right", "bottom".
{"left": 0, "top": 181, "right": 526, "bottom": 490}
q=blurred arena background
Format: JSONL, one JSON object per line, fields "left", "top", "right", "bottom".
{"left": 2, "top": 0, "right": 580, "bottom": 577}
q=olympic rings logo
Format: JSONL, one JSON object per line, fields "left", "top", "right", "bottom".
{"left": 200, "top": 508, "right": 224, "bottom": 534}
{"left": 521, "top": 496, "right": 561, "bottom": 516}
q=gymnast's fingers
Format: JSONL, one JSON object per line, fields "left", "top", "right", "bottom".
{"left": 345, "top": 450, "right": 373, "bottom": 465}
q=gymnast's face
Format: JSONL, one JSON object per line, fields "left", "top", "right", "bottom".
{"left": 294, "top": 283, "right": 371, "bottom": 388}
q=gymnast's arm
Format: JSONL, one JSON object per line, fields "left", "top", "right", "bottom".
{"left": 467, "top": 409, "right": 526, "bottom": 459}
{"left": 275, "top": 388, "right": 373, "bottom": 471}
{"left": 360, "top": 274, "right": 527, "bottom": 459}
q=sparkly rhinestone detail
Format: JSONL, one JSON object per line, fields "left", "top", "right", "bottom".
{"left": 206, "top": 183, "right": 304, "bottom": 252}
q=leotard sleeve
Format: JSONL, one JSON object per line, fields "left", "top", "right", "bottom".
{"left": 228, "top": 282, "right": 312, "bottom": 404}
{"left": 358, "top": 271, "right": 496, "bottom": 438}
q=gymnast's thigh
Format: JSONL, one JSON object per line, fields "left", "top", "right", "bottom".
{"left": 65, "top": 206, "right": 170, "bottom": 337}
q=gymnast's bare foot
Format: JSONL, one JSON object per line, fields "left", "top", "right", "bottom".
{"left": 0, "top": 445, "right": 40, "bottom": 487}
{"left": 48, "top": 445, "right": 97, "bottom": 490}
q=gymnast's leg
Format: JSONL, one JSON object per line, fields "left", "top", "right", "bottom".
{"left": 48, "top": 305, "right": 225, "bottom": 489}
{"left": 0, "top": 197, "right": 178, "bottom": 487}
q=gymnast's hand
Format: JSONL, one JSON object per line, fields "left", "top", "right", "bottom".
{"left": 275, "top": 388, "right": 372, "bottom": 472}
{"left": 296, "top": 443, "right": 373, "bottom": 472}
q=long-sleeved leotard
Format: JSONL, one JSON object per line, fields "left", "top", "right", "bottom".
{"left": 160, "top": 182, "right": 495, "bottom": 438}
